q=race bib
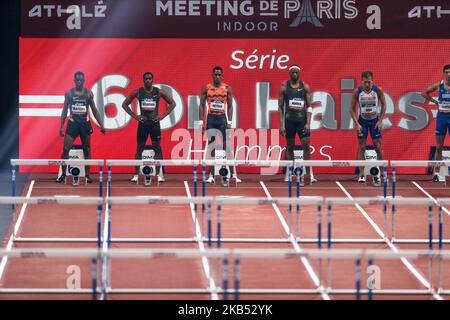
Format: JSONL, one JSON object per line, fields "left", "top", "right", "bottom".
{"left": 210, "top": 100, "right": 225, "bottom": 112}
{"left": 71, "top": 104, "right": 87, "bottom": 114}
{"left": 141, "top": 99, "right": 156, "bottom": 111}
{"left": 288, "top": 99, "right": 305, "bottom": 110}
{"left": 439, "top": 102, "right": 450, "bottom": 111}
{"left": 361, "top": 104, "right": 376, "bottom": 115}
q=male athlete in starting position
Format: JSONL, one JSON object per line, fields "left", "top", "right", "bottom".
{"left": 199, "top": 66, "right": 240, "bottom": 185}
{"left": 279, "top": 65, "right": 315, "bottom": 186}
{"left": 57, "top": 71, "right": 105, "bottom": 183}
{"left": 421, "top": 64, "right": 450, "bottom": 182}
{"left": 122, "top": 72, "right": 176, "bottom": 183}
{"left": 349, "top": 71, "right": 387, "bottom": 186}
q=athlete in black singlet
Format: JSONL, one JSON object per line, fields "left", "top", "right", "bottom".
{"left": 57, "top": 71, "right": 106, "bottom": 183}
{"left": 278, "top": 65, "right": 314, "bottom": 185}
{"left": 122, "top": 72, "right": 176, "bottom": 182}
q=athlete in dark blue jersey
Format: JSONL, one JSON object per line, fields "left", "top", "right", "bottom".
{"left": 57, "top": 72, "right": 105, "bottom": 183}
{"left": 122, "top": 72, "right": 176, "bottom": 183}
{"left": 421, "top": 64, "right": 450, "bottom": 182}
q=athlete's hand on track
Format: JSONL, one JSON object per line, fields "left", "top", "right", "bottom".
{"left": 279, "top": 128, "right": 286, "bottom": 136}
{"left": 355, "top": 123, "right": 362, "bottom": 133}
{"left": 59, "top": 128, "right": 64, "bottom": 137}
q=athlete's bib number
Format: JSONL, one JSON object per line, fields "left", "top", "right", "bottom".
{"left": 361, "top": 104, "right": 376, "bottom": 116}
{"left": 210, "top": 100, "right": 225, "bottom": 112}
{"left": 439, "top": 103, "right": 450, "bottom": 111}
{"left": 142, "top": 99, "right": 157, "bottom": 111}
{"left": 71, "top": 104, "right": 87, "bottom": 114}
{"left": 288, "top": 99, "right": 305, "bottom": 110}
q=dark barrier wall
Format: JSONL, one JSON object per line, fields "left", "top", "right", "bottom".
{"left": 0, "top": 0, "right": 20, "bottom": 170}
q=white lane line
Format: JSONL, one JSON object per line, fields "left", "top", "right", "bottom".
{"left": 336, "top": 181, "right": 443, "bottom": 300}
{"left": 260, "top": 181, "right": 330, "bottom": 300}
{"left": 184, "top": 181, "right": 219, "bottom": 300}
{"left": 412, "top": 181, "right": 450, "bottom": 217}
{"left": 0, "top": 180, "right": 35, "bottom": 281}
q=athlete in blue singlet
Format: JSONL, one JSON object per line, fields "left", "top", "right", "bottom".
{"left": 349, "top": 71, "right": 387, "bottom": 186}
{"left": 57, "top": 72, "right": 106, "bottom": 183}
{"left": 421, "top": 64, "right": 450, "bottom": 182}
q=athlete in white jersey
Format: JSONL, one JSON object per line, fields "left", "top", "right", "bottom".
{"left": 421, "top": 64, "right": 450, "bottom": 182}
{"left": 349, "top": 71, "right": 387, "bottom": 186}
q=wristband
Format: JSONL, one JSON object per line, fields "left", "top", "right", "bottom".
{"left": 227, "top": 120, "right": 232, "bottom": 125}
{"left": 307, "top": 107, "right": 313, "bottom": 113}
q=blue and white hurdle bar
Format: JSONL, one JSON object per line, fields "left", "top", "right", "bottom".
{"left": 105, "top": 159, "right": 200, "bottom": 193}
{"left": 214, "top": 197, "right": 323, "bottom": 247}
{"left": 104, "top": 196, "right": 213, "bottom": 244}
{"left": 0, "top": 248, "right": 230, "bottom": 300}
{"left": 10, "top": 159, "right": 105, "bottom": 198}
{"left": 0, "top": 196, "right": 103, "bottom": 245}
{"left": 202, "top": 159, "right": 388, "bottom": 226}
{"left": 232, "top": 249, "right": 450, "bottom": 299}
{"left": 1, "top": 247, "right": 449, "bottom": 299}
{"left": 326, "top": 197, "right": 447, "bottom": 298}
{"left": 326, "top": 197, "right": 448, "bottom": 245}
{"left": 390, "top": 160, "right": 450, "bottom": 196}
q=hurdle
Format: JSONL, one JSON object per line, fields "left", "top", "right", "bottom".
{"left": 0, "top": 248, "right": 230, "bottom": 300}
{"left": 105, "top": 196, "right": 213, "bottom": 244}
{"left": 214, "top": 197, "right": 323, "bottom": 246}
{"left": 231, "top": 248, "right": 364, "bottom": 300}
{"left": 365, "top": 249, "right": 450, "bottom": 298}
{"left": 0, "top": 196, "right": 103, "bottom": 244}
{"left": 231, "top": 248, "right": 450, "bottom": 299}
{"left": 390, "top": 160, "right": 450, "bottom": 196}
{"left": 326, "top": 197, "right": 447, "bottom": 245}
{"left": 105, "top": 159, "right": 200, "bottom": 193}
{"left": 10, "top": 159, "right": 105, "bottom": 198}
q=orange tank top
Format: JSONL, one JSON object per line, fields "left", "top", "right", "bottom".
{"left": 206, "top": 83, "right": 229, "bottom": 116}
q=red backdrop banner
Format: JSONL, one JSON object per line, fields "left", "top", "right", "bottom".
{"left": 19, "top": 38, "right": 449, "bottom": 172}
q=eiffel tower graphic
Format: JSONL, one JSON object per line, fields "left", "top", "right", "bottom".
{"left": 290, "top": 0, "right": 324, "bottom": 28}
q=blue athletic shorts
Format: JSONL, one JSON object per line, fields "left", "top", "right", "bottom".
{"left": 436, "top": 111, "right": 450, "bottom": 136}
{"left": 358, "top": 117, "right": 381, "bottom": 140}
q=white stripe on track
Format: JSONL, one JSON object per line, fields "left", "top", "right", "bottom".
{"left": 260, "top": 181, "right": 330, "bottom": 300}
{"left": 336, "top": 181, "right": 443, "bottom": 300}
{"left": 0, "top": 180, "right": 35, "bottom": 281}
{"left": 184, "top": 181, "right": 219, "bottom": 300}
{"left": 412, "top": 181, "right": 450, "bottom": 217}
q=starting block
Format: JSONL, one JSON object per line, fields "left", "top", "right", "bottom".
{"left": 214, "top": 149, "right": 231, "bottom": 187}
{"left": 58, "top": 145, "right": 86, "bottom": 186}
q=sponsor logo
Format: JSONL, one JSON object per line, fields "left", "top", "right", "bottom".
{"left": 27, "top": 1, "right": 107, "bottom": 30}
{"left": 155, "top": 1, "right": 381, "bottom": 32}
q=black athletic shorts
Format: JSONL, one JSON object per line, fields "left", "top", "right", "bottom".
{"left": 206, "top": 114, "right": 227, "bottom": 144}
{"left": 66, "top": 120, "right": 93, "bottom": 139}
{"left": 285, "top": 118, "right": 310, "bottom": 139}
{"left": 137, "top": 121, "right": 161, "bottom": 143}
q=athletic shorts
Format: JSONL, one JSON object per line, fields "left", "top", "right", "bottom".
{"left": 206, "top": 114, "right": 227, "bottom": 144}
{"left": 358, "top": 117, "right": 381, "bottom": 140}
{"left": 66, "top": 120, "right": 93, "bottom": 139}
{"left": 137, "top": 121, "right": 161, "bottom": 143}
{"left": 285, "top": 118, "right": 310, "bottom": 139}
{"left": 436, "top": 112, "right": 450, "bottom": 136}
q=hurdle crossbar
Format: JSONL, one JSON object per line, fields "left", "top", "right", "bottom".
{"left": 105, "top": 196, "right": 214, "bottom": 245}
{"left": 0, "top": 248, "right": 230, "bottom": 298}
{"left": 0, "top": 197, "right": 104, "bottom": 246}
{"left": 215, "top": 197, "right": 323, "bottom": 248}
{"left": 326, "top": 197, "right": 446, "bottom": 246}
